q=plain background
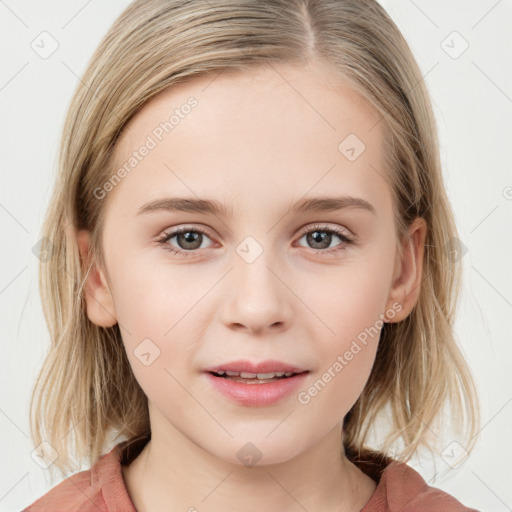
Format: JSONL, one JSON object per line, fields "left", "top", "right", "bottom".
{"left": 1, "top": 1, "right": 511, "bottom": 511}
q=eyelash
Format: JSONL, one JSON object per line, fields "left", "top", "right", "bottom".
{"left": 156, "top": 224, "right": 354, "bottom": 258}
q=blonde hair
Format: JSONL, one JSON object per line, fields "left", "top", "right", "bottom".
{"left": 30, "top": 0, "right": 480, "bottom": 479}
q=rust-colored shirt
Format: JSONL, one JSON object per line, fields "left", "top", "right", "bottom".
{"left": 22, "top": 438, "right": 479, "bottom": 511}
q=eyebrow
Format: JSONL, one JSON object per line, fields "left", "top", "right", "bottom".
{"left": 137, "top": 195, "right": 376, "bottom": 217}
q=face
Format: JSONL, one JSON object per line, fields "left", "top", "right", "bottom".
{"left": 79, "top": 60, "right": 425, "bottom": 466}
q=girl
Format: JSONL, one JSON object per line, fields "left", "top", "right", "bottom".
{"left": 24, "top": 0, "right": 481, "bottom": 511}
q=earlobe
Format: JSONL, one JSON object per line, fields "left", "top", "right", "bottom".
{"left": 77, "top": 230, "right": 118, "bottom": 328}
{"left": 384, "top": 217, "right": 427, "bottom": 323}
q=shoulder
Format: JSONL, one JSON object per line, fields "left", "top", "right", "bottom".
{"left": 361, "top": 458, "right": 480, "bottom": 512}
{"left": 21, "top": 465, "right": 106, "bottom": 512}
{"left": 21, "top": 442, "right": 136, "bottom": 512}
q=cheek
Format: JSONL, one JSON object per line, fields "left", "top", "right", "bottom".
{"left": 108, "top": 255, "right": 208, "bottom": 385}
{"left": 301, "top": 258, "right": 391, "bottom": 412}
{"left": 310, "top": 251, "right": 390, "bottom": 344}
{"left": 300, "top": 299, "right": 382, "bottom": 420}
{"left": 109, "top": 252, "right": 206, "bottom": 334}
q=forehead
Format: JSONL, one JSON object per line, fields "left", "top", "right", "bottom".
{"left": 107, "top": 61, "right": 388, "bottom": 218}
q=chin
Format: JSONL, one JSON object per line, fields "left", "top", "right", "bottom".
{"left": 207, "top": 437, "right": 303, "bottom": 468}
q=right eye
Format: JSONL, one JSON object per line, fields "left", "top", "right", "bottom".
{"left": 156, "top": 226, "right": 216, "bottom": 256}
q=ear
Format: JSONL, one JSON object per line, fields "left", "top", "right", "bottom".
{"left": 384, "top": 217, "right": 427, "bottom": 323}
{"left": 77, "top": 230, "right": 118, "bottom": 327}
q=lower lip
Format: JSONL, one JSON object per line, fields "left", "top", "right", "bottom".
{"left": 204, "top": 372, "right": 309, "bottom": 407}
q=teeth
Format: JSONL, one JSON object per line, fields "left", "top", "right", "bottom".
{"left": 217, "top": 370, "right": 296, "bottom": 379}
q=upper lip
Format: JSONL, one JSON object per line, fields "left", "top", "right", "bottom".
{"left": 204, "top": 359, "right": 309, "bottom": 374}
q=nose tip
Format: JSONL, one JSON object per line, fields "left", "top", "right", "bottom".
{"left": 221, "top": 257, "right": 292, "bottom": 335}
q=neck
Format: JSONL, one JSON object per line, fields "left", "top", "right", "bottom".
{"left": 121, "top": 417, "right": 377, "bottom": 512}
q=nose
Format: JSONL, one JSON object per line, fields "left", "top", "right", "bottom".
{"left": 220, "top": 252, "right": 293, "bottom": 335}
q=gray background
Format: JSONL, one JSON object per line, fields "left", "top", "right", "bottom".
{"left": 1, "top": 1, "right": 511, "bottom": 511}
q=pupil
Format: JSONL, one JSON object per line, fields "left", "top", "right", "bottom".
{"left": 308, "top": 231, "right": 330, "bottom": 249}
{"left": 178, "top": 231, "right": 201, "bottom": 249}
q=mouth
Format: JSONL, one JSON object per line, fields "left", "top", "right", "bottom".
{"left": 207, "top": 370, "right": 309, "bottom": 384}
{"left": 205, "top": 369, "right": 310, "bottom": 406}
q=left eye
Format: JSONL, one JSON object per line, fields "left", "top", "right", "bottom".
{"left": 295, "top": 224, "right": 353, "bottom": 253}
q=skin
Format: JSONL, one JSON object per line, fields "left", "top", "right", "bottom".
{"left": 77, "top": 59, "right": 426, "bottom": 512}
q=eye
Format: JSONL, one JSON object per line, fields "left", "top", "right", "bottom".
{"left": 156, "top": 226, "right": 215, "bottom": 257}
{"left": 295, "top": 224, "right": 353, "bottom": 255}
{"left": 156, "top": 223, "right": 354, "bottom": 258}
